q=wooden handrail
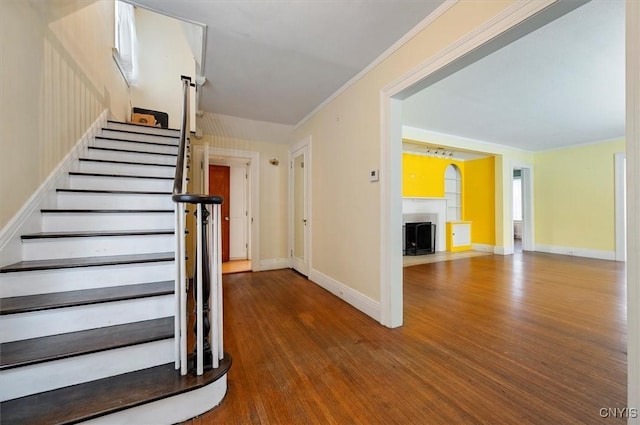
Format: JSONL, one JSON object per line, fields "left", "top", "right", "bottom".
{"left": 172, "top": 75, "right": 225, "bottom": 377}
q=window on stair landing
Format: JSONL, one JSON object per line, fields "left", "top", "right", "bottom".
{"left": 113, "top": 1, "right": 138, "bottom": 86}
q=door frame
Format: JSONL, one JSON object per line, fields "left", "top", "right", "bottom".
{"left": 197, "top": 146, "right": 259, "bottom": 268}
{"left": 511, "top": 162, "right": 535, "bottom": 253}
{"left": 614, "top": 152, "right": 626, "bottom": 262}
{"left": 288, "top": 136, "right": 312, "bottom": 276}
{"left": 380, "top": 1, "right": 588, "bottom": 328}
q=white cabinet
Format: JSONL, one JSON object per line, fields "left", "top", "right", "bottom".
{"left": 446, "top": 221, "right": 472, "bottom": 251}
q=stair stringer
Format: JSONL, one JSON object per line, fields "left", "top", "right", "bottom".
{"left": 0, "top": 110, "right": 110, "bottom": 267}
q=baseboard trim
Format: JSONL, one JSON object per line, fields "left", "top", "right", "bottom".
{"left": 256, "top": 258, "right": 290, "bottom": 271}
{"left": 308, "top": 268, "right": 381, "bottom": 323}
{"left": 535, "top": 244, "right": 616, "bottom": 261}
{"left": 472, "top": 243, "right": 495, "bottom": 253}
{"left": 0, "top": 110, "right": 109, "bottom": 267}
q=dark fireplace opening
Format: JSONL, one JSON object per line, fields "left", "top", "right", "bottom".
{"left": 404, "top": 222, "right": 436, "bottom": 256}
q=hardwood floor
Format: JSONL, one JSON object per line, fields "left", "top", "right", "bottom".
{"left": 183, "top": 252, "right": 627, "bottom": 424}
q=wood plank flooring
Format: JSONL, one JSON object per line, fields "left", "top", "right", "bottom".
{"left": 183, "top": 252, "right": 627, "bottom": 424}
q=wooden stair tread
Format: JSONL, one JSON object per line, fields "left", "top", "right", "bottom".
{"left": 40, "top": 209, "right": 173, "bottom": 213}
{"left": 0, "top": 317, "right": 173, "bottom": 370}
{"left": 88, "top": 146, "right": 178, "bottom": 157}
{"left": 0, "top": 283, "right": 173, "bottom": 315}
{"left": 106, "top": 120, "right": 181, "bottom": 132}
{"left": 0, "top": 252, "right": 174, "bottom": 273}
{"left": 0, "top": 356, "right": 231, "bottom": 425}
{"left": 68, "top": 171, "right": 173, "bottom": 180}
{"left": 21, "top": 229, "right": 174, "bottom": 239}
{"left": 78, "top": 158, "right": 176, "bottom": 168}
{"left": 102, "top": 126, "right": 180, "bottom": 139}
{"left": 95, "top": 136, "right": 179, "bottom": 148}
{"left": 0, "top": 281, "right": 174, "bottom": 315}
{"left": 56, "top": 189, "right": 171, "bottom": 195}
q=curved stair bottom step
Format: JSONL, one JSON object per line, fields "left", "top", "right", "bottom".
{"left": 83, "top": 372, "right": 229, "bottom": 425}
{"left": 0, "top": 356, "right": 232, "bottom": 425}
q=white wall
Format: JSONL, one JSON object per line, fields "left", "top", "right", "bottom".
{"left": 0, "top": 0, "right": 129, "bottom": 229}
{"left": 132, "top": 7, "right": 195, "bottom": 129}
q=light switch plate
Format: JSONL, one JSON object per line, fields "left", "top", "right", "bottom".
{"left": 369, "top": 169, "right": 379, "bottom": 182}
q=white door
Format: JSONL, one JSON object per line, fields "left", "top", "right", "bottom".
{"left": 289, "top": 141, "right": 310, "bottom": 276}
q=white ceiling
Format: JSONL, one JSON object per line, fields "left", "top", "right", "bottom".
{"left": 403, "top": 0, "right": 625, "bottom": 152}
{"left": 131, "top": 0, "right": 446, "bottom": 125}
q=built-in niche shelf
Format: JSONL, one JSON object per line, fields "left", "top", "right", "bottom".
{"left": 445, "top": 164, "right": 461, "bottom": 221}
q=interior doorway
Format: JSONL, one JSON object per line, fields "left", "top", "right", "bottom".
{"left": 289, "top": 137, "right": 311, "bottom": 277}
{"left": 209, "top": 165, "right": 230, "bottom": 262}
{"left": 200, "top": 146, "right": 258, "bottom": 275}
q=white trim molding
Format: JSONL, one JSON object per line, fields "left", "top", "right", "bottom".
{"left": 380, "top": 0, "right": 561, "bottom": 329}
{"left": 308, "top": 268, "right": 381, "bottom": 323}
{"left": 0, "top": 109, "right": 110, "bottom": 267}
{"left": 614, "top": 152, "right": 626, "bottom": 262}
{"left": 626, "top": 0, "right": 640, "bottom": 419}
{"left": 534, "top": 244, "right": 616, "bottom": 262}
{"left": 256, "top": 258, "right": 290, "bottom": 272}
{"left": 472, "top": 244, "right": 495, "bottom": 253}
{"left": 205, "top": 147, "right": 260, "bottom": 270}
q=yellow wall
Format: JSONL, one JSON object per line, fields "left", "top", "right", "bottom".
{"left": 402, "top": 152, "right": 495, "bottom": 246}
{"left": 0, "top": 0, "right": 129, "bottom": 228}
{"left": 464, "top": 156, "right": 495, "bottom": 245}
{"left": 402, "top": 153, "right": 465, "bottom": 198}
{"left": 534, "top": 139, "right": 625, "bottom": 252}
{"left": 293, "top": 1, "right": 516, "bottom": 301}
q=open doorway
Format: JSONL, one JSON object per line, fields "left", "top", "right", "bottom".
{"left": 195, "top": 146, "right": 259, "bottom": 275}
{"left": 381, "top": 1, "right": 606, "bottom": 328}
{"left": 512, "top": 169, "right": 523, "bottom": 253}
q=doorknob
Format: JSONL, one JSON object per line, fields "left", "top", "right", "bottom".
{"left": 303, "top": 219, "right": 307, "bottom": 224}
{"left": 225, "top": 217, "right": 229, "bottom": 221}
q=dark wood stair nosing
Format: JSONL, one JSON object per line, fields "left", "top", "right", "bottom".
{"left": 88, "top": 146, "right": 178, "bottom": 157}
{"left": 40, "top": 209, "right": 173, "bottom": 214}
{"left": 56, "top": 189, "right": 171, "bottom": 195}
{"left": 101, "top": 126, "right": 181, "bottom": 139}
{"left": 21, "top": 230, "right": 174, "bottom": 240}
{"left": 0, "top": 317, "right": 175, "bottom": 370}
{"left": 95, "top": 136, "right": 179, "bottom": 148}
{"left": 107, "top": 120, "right": 181, "bottom": 132}
{"left": 0, "top": 252, "right": 174, "bottom": 274}
{"left": 0, "top": 281, "right": 175, "bottom": 316}
{"left": 78, "top": 158, "right": 176, "bottom": 168}
{"left": 0, "top": 355, "right": 232, "bottom": 425}
{"left": 68, "top": 172, "right": 173, "bottom": 180}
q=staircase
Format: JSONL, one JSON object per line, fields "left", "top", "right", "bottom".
{"left": 0, "top": 121, "right": 230, "bottom": 424}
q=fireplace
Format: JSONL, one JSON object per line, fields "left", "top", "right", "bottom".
{"left": 404, "top": 222, "right": 436, "bottom": 255}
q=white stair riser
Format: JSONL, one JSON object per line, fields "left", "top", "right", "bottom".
{"left": 77, "top": 160, "right": 175, "bottom": 178}
{"left": 99, "top": 129, "right": 179, "bottom": 146}
{"left": 0, "top": 338, "right": 174, "bottom": 401}
{"left": 42, "top": 212, "right": 174, "bottom": 232}
{"left": 0, "top": 262, "right": 174, "bottom": 297}
{"left": 22, "top": 234, "right": 174, "bottom": 260}
{"left": 69, "top": 175, "right": 172, "bottom": 191}
{"left": 106, "top": 122, "right": 180, "bottom": 137}
{"left": 0, "top": 296, "right": 174, "bottom": 343}
{"left": 57, "top": 192, "right": 173, "bottom": 210}
{"left": 94, "top": 139, "right": 178, "bottom": 155}
{"left": 87, "top": 148, "right": 177, "bottom": 165}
